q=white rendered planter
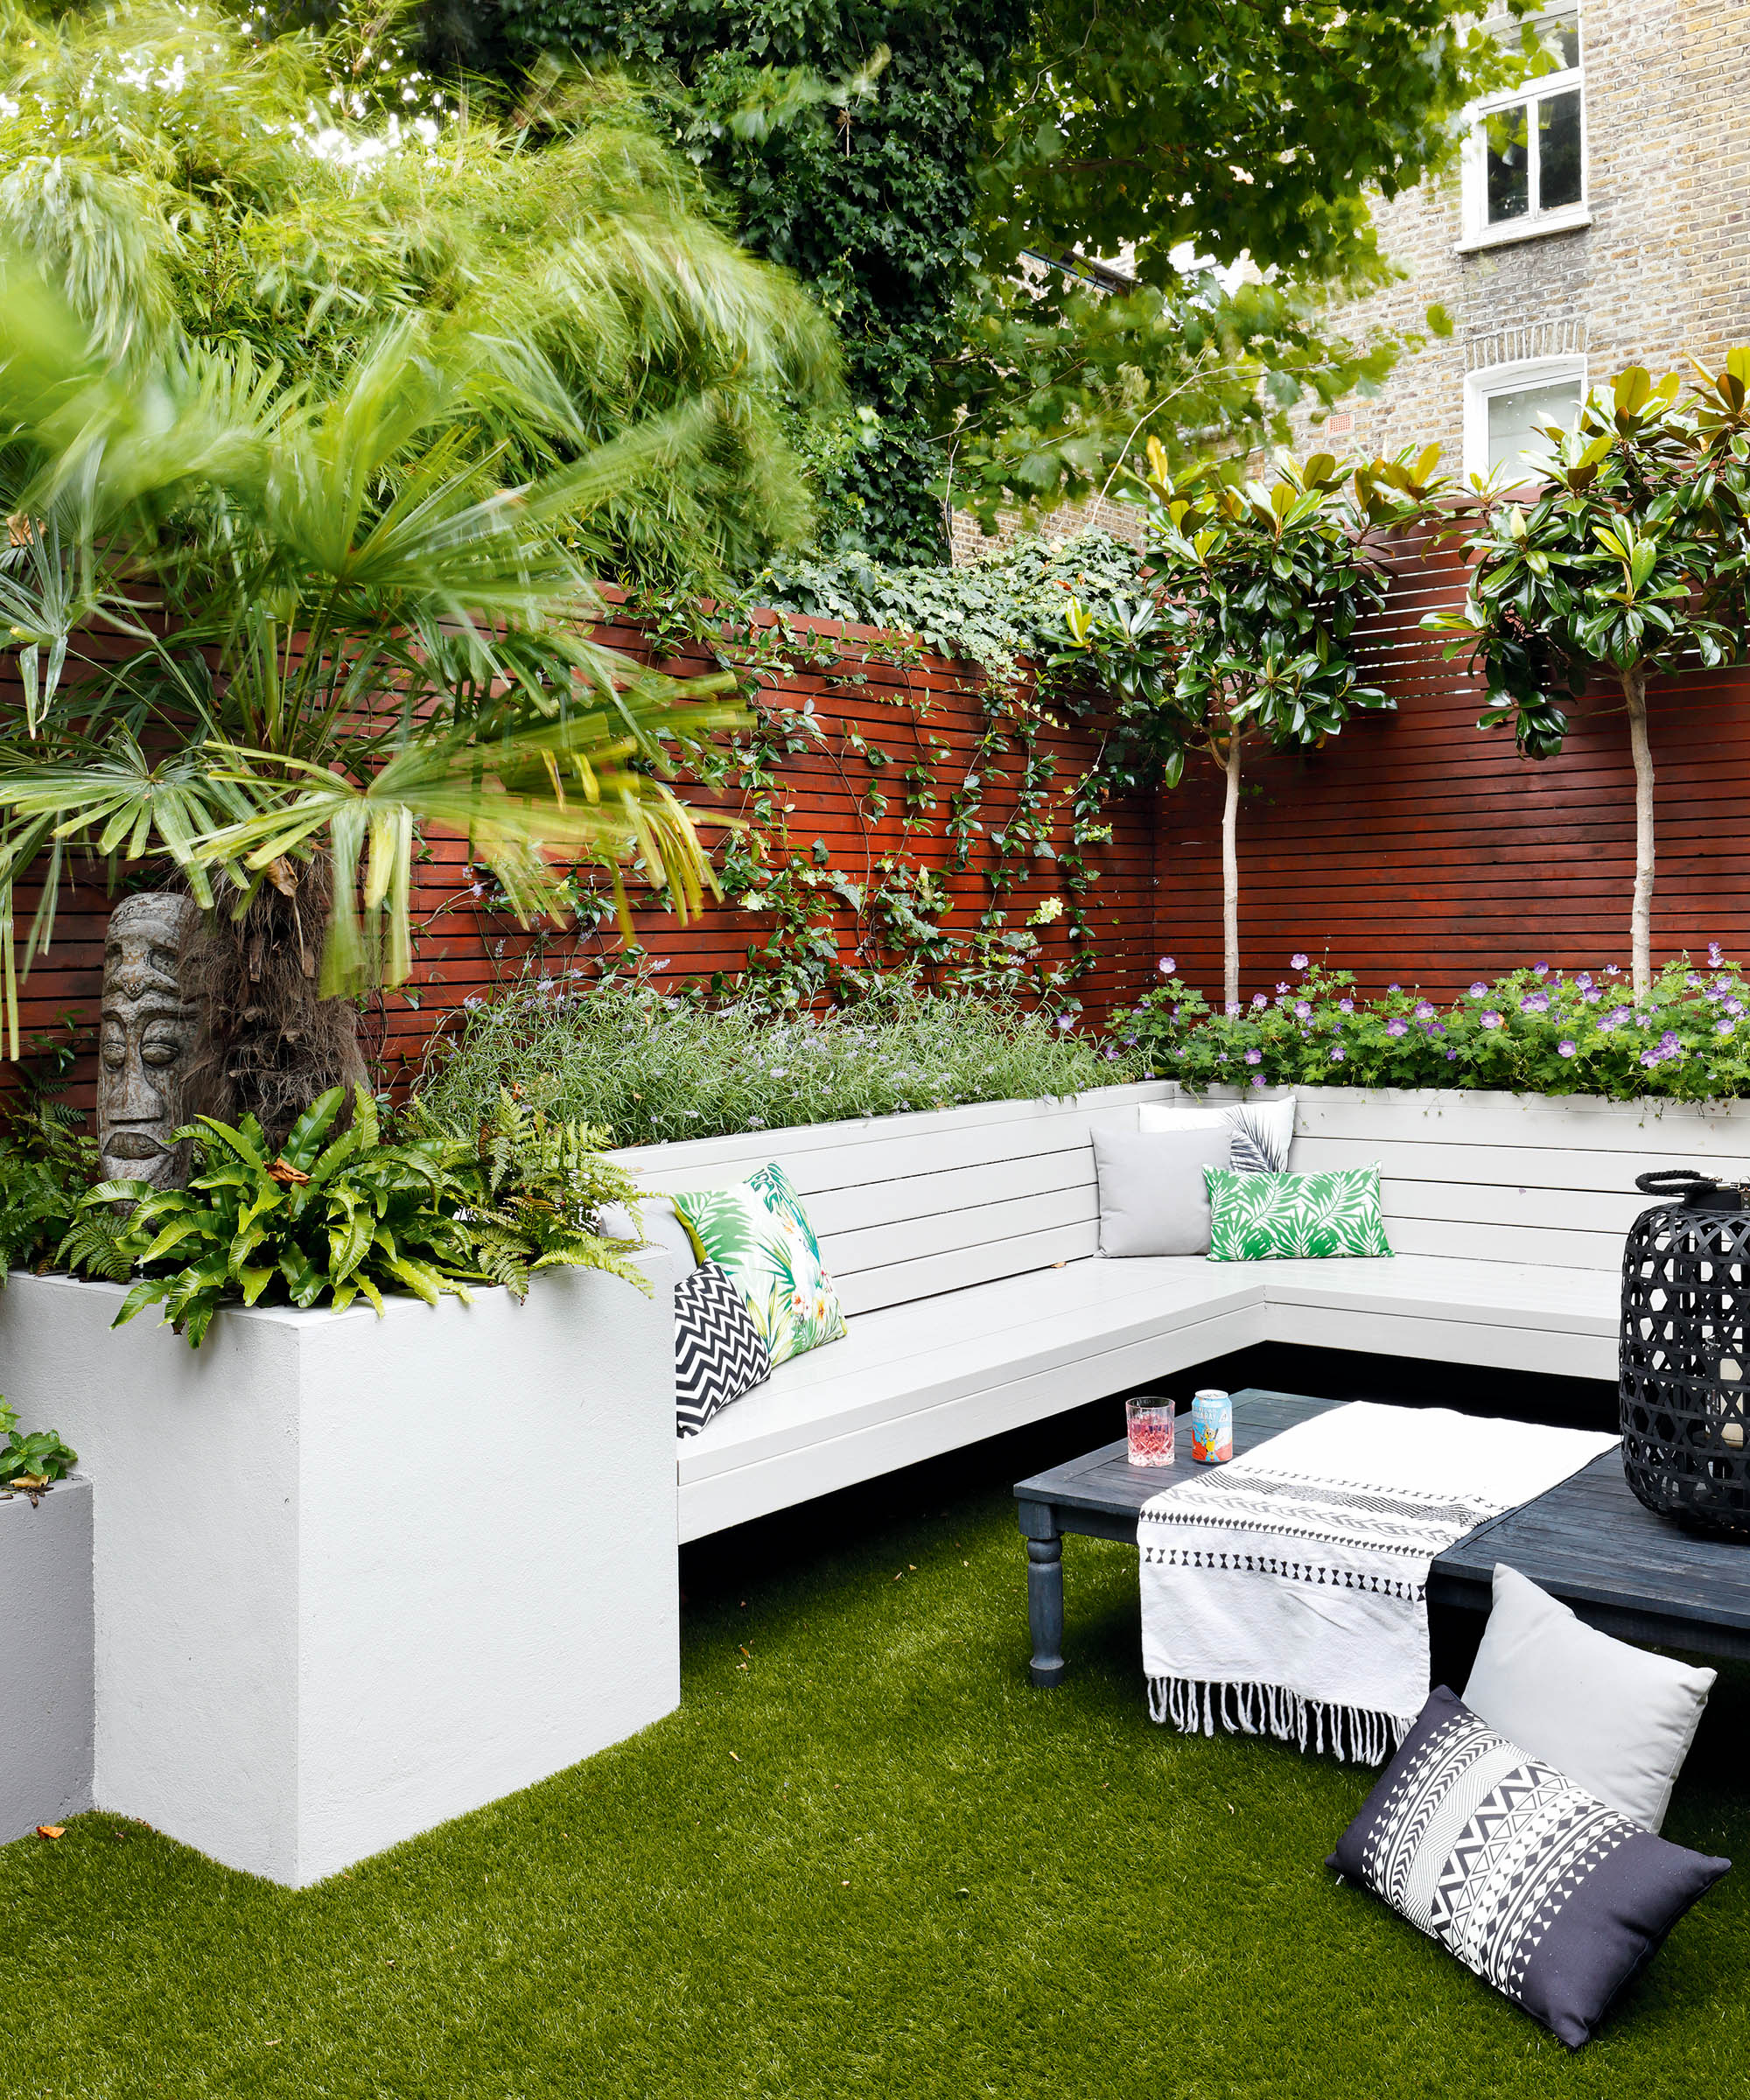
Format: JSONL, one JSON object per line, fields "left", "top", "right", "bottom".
{"left": 0, "top": 1254, "right": 675, "bottom": 1886}
{"left": 0, "top": 1476, "right": 94, "bottom": 1842}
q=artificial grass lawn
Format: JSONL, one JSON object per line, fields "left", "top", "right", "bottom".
{"left": 7, "top": 1452, "right": 1750, "bottom": 2100}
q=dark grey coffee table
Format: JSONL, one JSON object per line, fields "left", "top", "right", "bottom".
{"left": 1013, "top": 1386, "right": 1750, "bottom": 1687}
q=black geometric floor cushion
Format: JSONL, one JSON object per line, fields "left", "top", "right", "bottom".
{"left": 675, "top": 1262, "right": 772, "bottom": 1438}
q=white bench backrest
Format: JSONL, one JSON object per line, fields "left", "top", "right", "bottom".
{"left": 1284, "top": 1088, "right": 1750, "bottom": 1273}
{"left": 612, "top": 1083, "right": 1172, "bottom": 1317}
{"left": 613, "top": 1081, "right": 1750, "bottom": 1312}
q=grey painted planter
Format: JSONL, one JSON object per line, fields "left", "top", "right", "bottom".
{"left": 0, "top": 1477, "right": 94, "bottom": 1843}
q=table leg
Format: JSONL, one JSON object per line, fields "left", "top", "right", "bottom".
{"left": 1016, "top": 1496, "right": 1066, "bottom": 1687}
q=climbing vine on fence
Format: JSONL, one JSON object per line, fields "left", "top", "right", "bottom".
{"left": 453, "top": 531, "right": 1160, "bottom": 1013}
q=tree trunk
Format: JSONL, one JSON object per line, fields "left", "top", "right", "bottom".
{"left": 1623, "top": 664, "right": 1656, "bottom": 1001}
{"left": 185, "top": 855, "right": 368, "bottom": 1148}
{"left": 1222, "top": 730, "right": 1242, "bottom": 1010}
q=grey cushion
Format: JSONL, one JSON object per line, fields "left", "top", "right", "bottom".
{"left": 596, "top": 1196, "right": 699, "bottom": 1283}
{"left": 1091, "top": 1125, "right": 1233, "bottom": 1256}
{"left": 1462, "top": 1563, "right": 1716, "bottom": 1833}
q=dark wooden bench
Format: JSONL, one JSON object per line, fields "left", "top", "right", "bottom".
{"left": 1013, "top": 1387, "right": 1750, "bottom": 1687}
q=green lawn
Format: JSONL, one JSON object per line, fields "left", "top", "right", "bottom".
{"left": 7, "top": 1447, "right": 1749, "bottom": 2100}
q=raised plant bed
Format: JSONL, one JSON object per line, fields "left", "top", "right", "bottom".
{"left": 0, "top": 1475, "right": 94, "bottom": 1843}
{"left": 0, "top": 1255, "right": 675, "bottom": 1886}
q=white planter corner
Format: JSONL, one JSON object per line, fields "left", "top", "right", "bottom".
{"left": 0, "top": 1474, "right": 94, "bottom": 1842}
{"left": 0, "top": 1253, "right": 676, "bottom": 1886}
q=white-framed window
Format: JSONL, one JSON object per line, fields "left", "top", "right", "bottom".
{"left": 1459, "top": 9, "right": 1587, "bottom": 249}
{"left": 1463, "top": 355, "right": 1588, "bottom": 482}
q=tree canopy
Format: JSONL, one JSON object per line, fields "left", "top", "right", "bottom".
{"left": 475, "top": 0, "right": 1516, "bottom": 558}
{"left": 0, "top": 0, "right": 844, "bottom": 589}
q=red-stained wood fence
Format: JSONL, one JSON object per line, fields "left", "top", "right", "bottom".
{"left": 11, "top": 542, "right": 1750, "bottom": 1117}
{"left": 1152, "top": 535, "right": 1750, "bottom": 1004}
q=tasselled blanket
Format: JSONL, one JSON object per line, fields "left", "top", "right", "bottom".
{"left": 1138, "top": 1401, "right": 1618, "bottom": 1764}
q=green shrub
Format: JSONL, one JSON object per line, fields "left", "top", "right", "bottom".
{"left": 1116, "top": 951, "right": 1750, "bottom": 1103}
{"left": 0, "top": 1397, "right": 76, "bottom": 1487}
{"left": 62, "top": 1086, "right": 647, "bottom": 1347}
{"left": 411, "top": 973, "right": 1144, "bottom": 1146}
{"left": 0, "top": 1053, "right": 99, "bottom": 1279}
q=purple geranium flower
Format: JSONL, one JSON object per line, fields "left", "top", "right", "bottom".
{"left": 1226, "top": 1000, "right": 1242, "bottom": 1017}
{"left": 1521, "top": 991, "right": 1550, "bottom": 1013}
{"left": 1386, "top": 1018, "right": 1408, "bottom": 1038}
{"left": 1292, "top": 953, "right": 1309, "bottom": 970}
{"left": 1469, "top": 982, "right": 1488, "bottom": 998}
{"left": 1056, "top": 1014, "right": 1074, "bottom": 1031}
{"left": 1446, "top": 1047, "right": 1459, "bottom": 1060}
{"left": 1251, "top": 1074, "right": 1266, "bottom": 1089}
{"left": 1245, "top": 1047, "right": 1263, "bottom": 1065}
{"left": 1252, "top": 992, "right": 1268, "bottom": 1009}
{"left": 1158, "top": 956, "right": 1176, "bottom": 975}
{"left": 1558, "top": 1040, "right": 1576, "bottom": 1058}
{"left": 1718, "top": 1018, "right": 1736, "bottom": 1037}
{"left": 1330, "top": 1046, "right": 1346, "bottom": 1062}
{"left": 1338, "top": 998, "right": 1354, "bottom": 1013}
{"left": 1277, "top": 982, "right": 1290, "bottom": 994}
{"left": 1710, "top": 942, "right": 1725, "bottom": 966}
{"left": 1577, "top": 972, "right": 1594, "bottom": 990}
{"left": 1415, "top": 1001, "right": 1436, "bottom": 1019}
{"left": 1583, "top": 987, "right": 1602, "bottom": 1004}
{"left": 1480, "top": 1011, "right": 1503, "bottom": 1030}
{"left": 1606, "top": 963, "right": 1620, "bottom": 976}
{"left": 1534, "top": 962, "right": 1549, "bottom": 976}
{"left": 1729, "top": 998, "right": 1746, "bottom": 1018}
{"left": 1387, "top": 982, "right": 1402, "bottom": 993}
{"left": 1427, "top": 1021, "right": 1447, "bottom": 1037}
{"left": 1295, "top": 1001, "right": 1312, "bottom": 1020}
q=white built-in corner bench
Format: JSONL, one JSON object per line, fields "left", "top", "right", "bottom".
{"left": 613, "top": 1082, "right": 1750, "bottom": 1543}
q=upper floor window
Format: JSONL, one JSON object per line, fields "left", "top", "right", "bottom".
{"left": 1460, "top": 10, "right": 1587, "bottom": 248}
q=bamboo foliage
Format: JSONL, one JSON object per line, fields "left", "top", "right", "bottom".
{"left": 0, "top": 2, "right": 842, "bottom": 1061}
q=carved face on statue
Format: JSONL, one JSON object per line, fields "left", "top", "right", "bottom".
{"left": 97, "top": 893, "right": 203, "bottom": 1191}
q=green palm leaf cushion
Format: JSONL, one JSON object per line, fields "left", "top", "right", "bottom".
{"left": 670, "top": 1171, "right": 847, "bottom": 1367}
{"left": 1204, "top": 1166, "right": 1393, "bottom": 1262}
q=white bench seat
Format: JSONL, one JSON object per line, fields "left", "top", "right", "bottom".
{"left": 611, "top": 1082, "right": 1749, "bottom": 1543}
{"left": 676, "top": 1253, "right": 1621, "bottom": 1540}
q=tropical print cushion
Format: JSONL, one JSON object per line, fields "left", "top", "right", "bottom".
{"left": 1204, "top": 1165, "right": 1393, "bottom": 1262}
{"left": 670, "top": 1170, "right": 847, "bottom": 1368}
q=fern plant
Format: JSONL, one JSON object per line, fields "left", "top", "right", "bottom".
{"left": 417, "top": 1090, "right": 651, "bottom": 1304}
{"left": 60, "top": 1083, "right": 652, "bottom": 1344}
{"left": 62, "top": 1087, "right": 486, "bottom": 1347}
{"left": 0, "top": 1045, "right": 99, "bottom": 1279}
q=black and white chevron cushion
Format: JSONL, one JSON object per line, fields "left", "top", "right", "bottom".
{"left": 675, "top": 1262, "right": 771, "bottom": 1438}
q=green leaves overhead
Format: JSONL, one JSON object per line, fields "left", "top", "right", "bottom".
{"left": 1426, "top": 359, "right": 1750, "bottom": 760}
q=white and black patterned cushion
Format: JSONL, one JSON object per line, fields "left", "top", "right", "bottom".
{"left": 1227, "top": 1094, "right": 1295, "bottom": 1173}
{"left": 675, "top": 1262, "right": 771, "bottom": 1438}
{"left": 1329, "top": 1685, "right": 1729, "bottom": 2048}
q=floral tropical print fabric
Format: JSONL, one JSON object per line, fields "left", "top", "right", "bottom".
{"left": 671, "top": 1170, "right": 847, "bottom": 1367}
{"left": 1204, "top": 1166, "right": 1393, "bottom": 1261}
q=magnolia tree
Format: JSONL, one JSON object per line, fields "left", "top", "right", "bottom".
{"left": 1430, "top": 360, "right": 1750, "bottom": 998}
{"left": 1057, "top": 444, "right": 1443, "bottom": 1005}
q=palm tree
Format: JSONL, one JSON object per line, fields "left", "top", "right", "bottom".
{"left": 0, "top": 3, "right": 843, "bottom": 1138}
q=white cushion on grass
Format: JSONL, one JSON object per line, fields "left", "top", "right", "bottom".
{"left": 1462, "top": 1562, "right": 1716, "bottom": 1832}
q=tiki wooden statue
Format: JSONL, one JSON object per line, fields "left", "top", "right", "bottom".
{"left": 97, "top": 892, "right": 203, "bottom": 1191}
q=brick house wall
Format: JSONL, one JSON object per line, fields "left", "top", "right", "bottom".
{"left": 1317, "top": 0, "right": 1750, "bottom": 467}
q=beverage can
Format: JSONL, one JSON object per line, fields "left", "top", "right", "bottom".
{"left": 1191, "top": 1389, "right": 1233, "bottom": 1464}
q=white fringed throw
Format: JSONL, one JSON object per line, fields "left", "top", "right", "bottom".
{"left": 1139, "top": 1402, "right": 1617, "bottom": 1764}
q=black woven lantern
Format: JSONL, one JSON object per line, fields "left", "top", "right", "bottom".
{"left": 1620, "top": 1168, "right": 1750, "bottom": 1539}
